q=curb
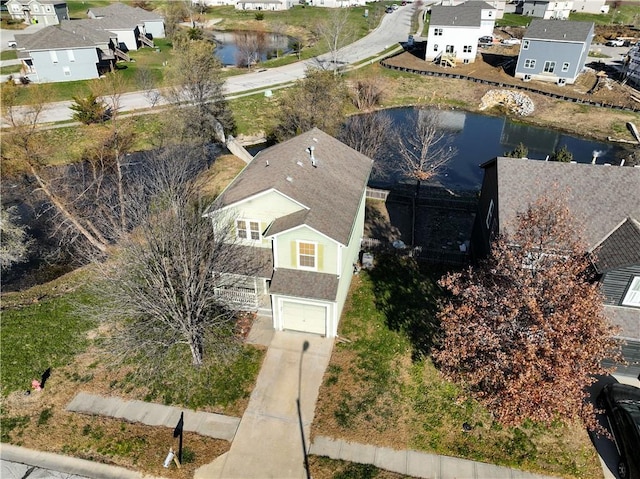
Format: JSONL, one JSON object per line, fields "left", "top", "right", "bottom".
{"left": 0, "top": 444, "right": 166, "bottom": 479}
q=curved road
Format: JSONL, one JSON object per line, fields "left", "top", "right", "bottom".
{"left": 2, "top": 5, "right": 419, "bottom": 126}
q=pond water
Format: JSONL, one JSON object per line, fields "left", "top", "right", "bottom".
{"left": 370, "top": 107, "right": 630, "bottom": 192}
{"left": 212, "top": 31, "right": 292, "bottom": 66}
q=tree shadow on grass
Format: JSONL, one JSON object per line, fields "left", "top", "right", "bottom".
{"left": 367, "top": 252, "right": 442, "bottom": 360}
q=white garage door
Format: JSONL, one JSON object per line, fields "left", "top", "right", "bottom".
{"left": 282, "top": 301, "right": 326, "bottom": 336}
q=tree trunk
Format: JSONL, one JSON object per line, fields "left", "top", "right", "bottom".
{"left": 29, "top": 164, "right": 109, "bottom": 254}
{"left": 116, "top": 151, "right": 126, "bottom": 233}
{"left": 189, "top": 335, "right": 204, "bottom": 367}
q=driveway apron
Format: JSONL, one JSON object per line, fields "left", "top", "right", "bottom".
{"left": 196, "top": 331, "right": 334, "bottom": 479}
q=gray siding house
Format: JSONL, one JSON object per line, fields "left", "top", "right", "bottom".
{"left": 471, "top": 157, "right": 640, "bottom": 376}
{"left": 515, "top": 19, "right": 594, "bottom": 85}
{"left": 14, "top": 25, "right": 105, "bottom": 83}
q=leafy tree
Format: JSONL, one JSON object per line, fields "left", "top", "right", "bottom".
{"left": 272, "top": 68, "right": 348, "bottom": 141}
{"left": 504, "top": 142, "right": 528, "bottom": 158}
{"left": 549, "top": 145, "right": 573, "bottom": 162}
{"left": 69, "top": 94, "right": 108, "bottom": 125}
{"left": 435, "top": 195, "right": 620, "bottom": 429}
{"left": 0, "top": 205, "right": 32, "bottom": 269}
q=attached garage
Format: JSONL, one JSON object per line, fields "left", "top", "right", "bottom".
{"left": 281, "top": 301, "right": 327, "bottom": 336}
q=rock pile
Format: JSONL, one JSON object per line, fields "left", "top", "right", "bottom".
{"left": 479, "top": 89, "right": 535, "bottom": 116}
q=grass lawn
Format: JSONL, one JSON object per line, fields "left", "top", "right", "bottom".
{"left": 495, "top": 13, "right": 532, "bottom": 28}
{"left": 312, "top": 254, "right": 602, "bottom": 479}
{"left": 1, "top": 50, "right": 18, "bottom": 61}
{"left": 569, "top": 4, "right": 640, "bottom": 25}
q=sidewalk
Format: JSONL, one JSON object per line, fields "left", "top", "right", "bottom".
{"left": 310, "top": 436, "right": 559, "bottom": 479}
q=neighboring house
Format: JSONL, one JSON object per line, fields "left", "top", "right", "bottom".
{"left": 516, "top": 0, "right": 573, "bottom": 19}
{"left": 87, "top": 2, "right": 165, "bottom": 51}
{"left": 235, "top": 0, "right": 290, "bottom": 10}
{"left": 5, "top": 0, "right": 68, "bottom": 25}
{"left": 624, "top": 43, "right": 640, "bottom": 90}
{"left": 572, "top": 0, "right": 608, "bottom": 13}
{"left": 14, "top": 24, "right": 111, "bottom": 82}
{"left": 206, "top": 128, "right": 373, "bottom": 337}
{"left": 471, "top": 157, "right": 640, "bottom": 372}
{"left": 440, "top": 0, "right": 506, "bottom": 20}
{"left": 425, "top": 2, "right": 497, "bottom": 65}
{"left": 515, "top": 19, "right": 594, "bottom": 85}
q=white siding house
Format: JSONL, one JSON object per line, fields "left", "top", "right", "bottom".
{"left": 6, "top": 0, "right": 69, "bottom": 26}
{"left": 426, "top": 2, "right": 497, "bottom": 65}
{"left": 517, "top": 0, "right": 574, "bottom": 20}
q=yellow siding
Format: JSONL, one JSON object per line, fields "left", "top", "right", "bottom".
{"left": 276, "top": 227, "right": 338, "bottom": 273}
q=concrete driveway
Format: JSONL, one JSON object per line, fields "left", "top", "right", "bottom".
{"left": 195, "top": 331, "right": 334, "bottom": 479}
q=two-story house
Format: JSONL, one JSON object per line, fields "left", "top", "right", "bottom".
{"left": 516, "top": 0, "right": 573, "bottom": 19}
{"left": 6, "top": 0, "right": 68, "bottom": 26}
{"left": 14, "top": 25, "right": 110, "bottom": 83}
{"left": 425, "top": 1, "right": 497, "bottom": 65}
{"left": 206, "top": 128, "right": 373, "bottom": 337}
{"left": 515, "top": 19, "right": 594, "bottom": 85}
{"left": 86, "top": 2, "right": 165, "bottom": 51}
{"left": 572, "top": 0, "right": 608, "bottom": 14}
{"left": 624, "top": 43, "right": 640, "bottom": 90}
{"left": 471, "top": 157, "right": 640, "bottom": 375}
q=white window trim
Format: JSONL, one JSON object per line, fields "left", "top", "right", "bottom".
{"left": 543, "top": 60, "right": 556, "bottom": 73}
{"left": 236, "top": 218, "right": 261, "bottom": 241}
{"left": 67, "top": 50, "right": 75, "bottom": 62}
{"left": 561, "top": 62, "right": 570, "bottom": 72}
{"left": 622, "top": 277, "right": 640, "bottom": 307}
{"left": 522, "top": 40, "right": 529, "bottom": 50}
{"left": 524, "top": 58, "right": 535, "bottom": 69}
{"left": 485, "top": 199, "right": 494, "bottom": 230}
{"left": 50, "top": 51, "right": 58, "bottom": 63}
{"left": 297, "top": 240, "right": 317, "bottom": 271}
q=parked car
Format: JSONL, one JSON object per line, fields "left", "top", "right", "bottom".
{"left": 385, "top": 6, "right": 394, "bottom": 13}
{"left": 478, "top": 36, "right": 493, "bottom": 45}
{"left": 502, "top": 38, "right": 521, "bottom": 45}
{"left": 597, "top": 383, "right": 640, "bottom": 479}
{"left": 391, "top": 4, "right": 399, "bottom": 9}
{"left": 606, "top": 39, "right": 625, "bottom": 47}
{"left": 7, "top": 40, "right": 17, "bottom": 48}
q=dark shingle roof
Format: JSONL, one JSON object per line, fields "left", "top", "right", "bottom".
{"left": 269, "top": 268, "right": 339, "bottom": 301}
{"left": 593, "top": 218, "right": 640, "bottom": 272}
{"left": 58, "top": 19, "right": 115, "bottom": 44}
{"left": 217, "top": 128, "right": 373, "bottom": 246}
{"left": 429, "top": 5, "right": 482, "bottom": 27}
{"left": 14, "top": 25, "right": 95, "bottom": 51}
{"left": 487, "top": 158, "right": 640, "bottom": 250}
{"left": 524, "top": 19, "right": 594, "bottom": 43}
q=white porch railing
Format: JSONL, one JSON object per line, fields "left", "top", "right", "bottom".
{"left": 214, "top": 287, "right": 259, "bottom": 310}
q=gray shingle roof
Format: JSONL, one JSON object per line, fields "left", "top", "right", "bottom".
{"left": 269, "top": 268, "right": 339, "bottom": 301}
{"left": 430, "top": 4, "right": 483, "bottom": 27}
{"left": 217, "top": 128, "right": 373, "bottom": 246}
{"left": 58, "top": 19, "right": 115, "bottom": 44}
{"left": 14, "top": 25, "right": 95, "bottom": 51}
{"left": 593, "top": 218, "right": 640, "bottom": 273}
{"left": 524, "top": 19, "right": 594, "bottom": 43}
{"left": 604, "top": 305, "right": 640, "bottom": 340}
{"left": 88, "top": 3, "right": 163, "bottom": 22}
{"left": 487, "top": 158, "right": 640, "bottom": 250}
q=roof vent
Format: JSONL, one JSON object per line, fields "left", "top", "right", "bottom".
{"left": 313, "top": 137, "right": 318, "bottom": 142}
{"left": 286, "top": 176, "right": 293, "bottom": 182}
{"left": 563, "top": 33, "right": 566, "bottom": 38}
{"left": 296, "top": 160, "right": 304, "bottom": 167}
{"left": 307, "top": 146, "right": 317, "bottom": 167}
{"left": 266, "top": 160, "right": 269, "bottom": 167}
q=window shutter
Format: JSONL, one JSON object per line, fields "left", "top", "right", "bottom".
{"left": 317, "top": 244, "right": 324, "bottom": 271}
{"left": 291, "top": 241, "right": 297, "bottom": 268}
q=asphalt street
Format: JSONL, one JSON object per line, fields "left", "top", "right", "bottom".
{"left": 0, "top": 4, "right": 418, "bottom": 126}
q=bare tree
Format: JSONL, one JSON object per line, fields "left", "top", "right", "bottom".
{"left": 397, "top": 107, "right": 456, "bottom": 244}
{"left": 271, "top": 21, "right": 287, "bottom": 58}
{"left": 350, "top": 76, "right": 387, "bottom": 111}
{"left": 315, "top": 8, "right": 354, "bottom": 72}
{"left": 91, "top": 148, "right": 265, "bottom": 369}
{"left": 0, "top": 205, "right": 33, "bottom": 269}
{"left": 135, "top": 67, "right": 162, "bottom": 108}
{"left": 164, "top": 40, "right": 235, "bottom": 153}
{"left": 339, "top": 112, "right": 394, "bottom": 162}
{"left": 435, "top": 195, "right": 621, "bottom": 429}
{"left": 235, "top": 30, "right": 267, "bottom": 69}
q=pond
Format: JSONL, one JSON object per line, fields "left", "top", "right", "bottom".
{"left": 370, "top": 107, "right": 631, "bottom": 192}
{"left": 212, "top": 31, "right": 292, "bottom": 67}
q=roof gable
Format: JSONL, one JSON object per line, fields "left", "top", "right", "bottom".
{"left": 15, "top": 25, "right": 96, "bottom": 50}
{"left": 488, "top": 158, "right": 640, "bottom": 249}
{"left": 592, "top": 218, "right": 640, "bottom": 272}
{"left": 524, "top": 19, "right": 594, "bottom": 43}
{"left": 216, "top": 128, "right": 372, "bottom": 245}
{"left": 88, "top": 3, "right": 163, "bottom": 22}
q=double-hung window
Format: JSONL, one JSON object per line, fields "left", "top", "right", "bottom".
{"left": 522, "top": 40, "right": 530, "bottom": 50}
{"left": 561, "top": 62, "right": 570, "bottom": 72}
{"left": 298, "top": 241, "right": 316, "bottom": 270}
{"left": 434, "top": 28, "right": 443, "bottom": 36}
{"left": 236, "top": 219, "right": 260, "bottom": 241}
{"left": 543, "top": 61, "right": 556, "bottom": 73}
{"left": 524, "top": 59, "right": 535, "bottom": 69}
{"left": 463, "top": 45, "right": 472, "bottom": 53}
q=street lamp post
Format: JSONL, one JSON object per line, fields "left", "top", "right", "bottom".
{"left": 297, "top": 340, "right": 311, "bottom": 479}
